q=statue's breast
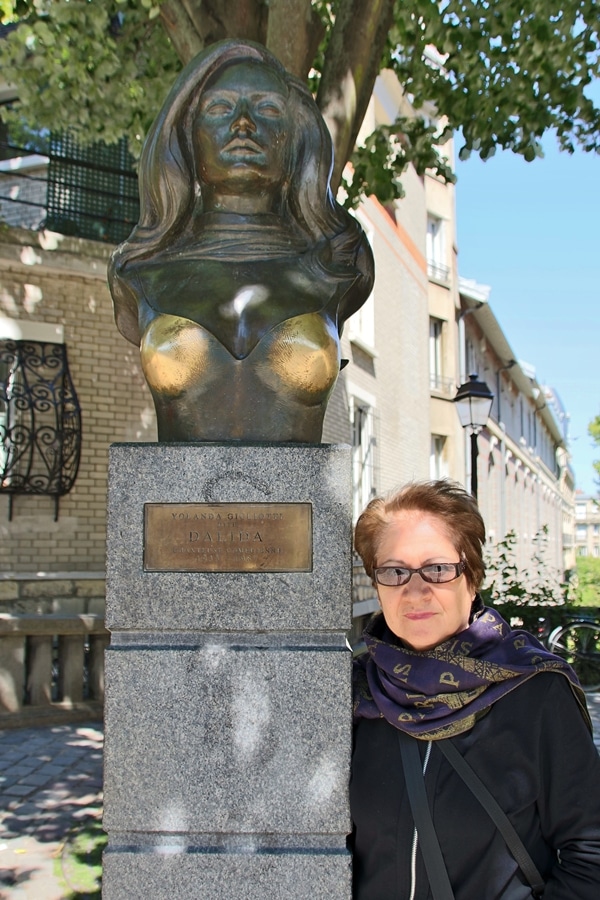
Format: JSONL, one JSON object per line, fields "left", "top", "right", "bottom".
{"left": 140, "top": 311, "right": 341, "bottom": 406}
{"left": 133, "top": 258, "right": 340, "bottom": 359}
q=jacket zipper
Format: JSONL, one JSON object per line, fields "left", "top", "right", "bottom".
{"left": 408, "top": 740, "right": 432, "bottom": 900}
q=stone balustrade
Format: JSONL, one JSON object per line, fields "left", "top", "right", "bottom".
{"left": 0, "top": 614, "right": 109, "bottom": 728}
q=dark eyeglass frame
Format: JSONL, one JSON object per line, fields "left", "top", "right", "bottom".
{"left": 373, "top": 560, "right": 466, "bottom": 587}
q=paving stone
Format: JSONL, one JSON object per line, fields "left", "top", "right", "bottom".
{"left": 3, "top": 784, "right": 34, "bottom": 797}
{"left": 18, "top": 772, "right": 53, "bottom": 788}
{"left": 53, "top": 754, "right": 83, "bottom": 766}
{"left": 6, "top": 766, "right": 37, "bottom": 779}
{"left": 0, "top": 774, "right": 19, "bottom": 788}
{"left": 33, "top": 764, "right": 64, "bottom": 778}
{"left": 7, "top": 800, "right": 38, "bottom": 817}
{"left": 0, "top": 750, "right": 26, "bottom": 762}
{"left": 0, "top": 733, "right": 27, "bottom": 745}
{"left": 22, "top": 754, "right": 50, "bottom": 767}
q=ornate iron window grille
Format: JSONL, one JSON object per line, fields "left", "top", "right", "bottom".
{"left": 0, "top": 340, "right": 82, "bottom": 521}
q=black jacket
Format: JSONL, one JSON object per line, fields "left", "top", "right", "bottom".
{"left": 351, "top": 673, "right": 600, "bottom": 899}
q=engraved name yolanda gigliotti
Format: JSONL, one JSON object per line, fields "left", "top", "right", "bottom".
{"left": 143, "top": 503, "right": 312, "bottom": 573}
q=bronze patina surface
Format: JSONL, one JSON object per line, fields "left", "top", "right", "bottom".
{"left": 108, "top": 39, "right": 374, "bottom": 443}
{"left": 144, "top": 502, "right": 312, "bottom": 572}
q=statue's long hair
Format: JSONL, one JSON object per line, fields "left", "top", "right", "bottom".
{"left": 109, "top": 40, "right": 373, "bottom": 346}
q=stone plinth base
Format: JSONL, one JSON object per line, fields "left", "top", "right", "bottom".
{"left": 103, "top": 847, "right": 351, "bottom": 899}
{"left": 102, "top": 444, "right": 352, "bottom": 899}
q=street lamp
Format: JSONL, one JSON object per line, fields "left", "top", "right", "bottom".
{"left": 453, "top": 374, "right": 494, "bottom": 500}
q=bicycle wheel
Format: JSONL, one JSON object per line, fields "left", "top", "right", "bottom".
{"left": 548, "top": 622, "right": 600, "bottom": 692}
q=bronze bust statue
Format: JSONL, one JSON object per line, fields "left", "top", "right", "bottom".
{"left": 109, "top": 40, "right": 374, "bottom": 443}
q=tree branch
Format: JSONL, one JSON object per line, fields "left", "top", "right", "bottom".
{"left": 316, "top": 0, "right": 395, "bottom": 191}
{"left": 265, "top": 0, "right": 323, "bottom": 79}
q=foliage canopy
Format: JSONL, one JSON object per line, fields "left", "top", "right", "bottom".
{"left": 1, "top": 0, "right": 599, "bottom": 204}
{"left": 575, "top": 555, "right": 600, "bottom": 606}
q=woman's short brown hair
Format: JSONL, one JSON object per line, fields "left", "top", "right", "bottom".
{"left": 354, "top": 479, "right": 486, "bottom": 592}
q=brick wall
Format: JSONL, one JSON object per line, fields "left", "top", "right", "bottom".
{"left": 0, "top": 228, "right": 156, "bottom": 576}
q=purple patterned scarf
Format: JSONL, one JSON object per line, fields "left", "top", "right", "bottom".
{"left": 353, "top": 603, "right": 589, "bottom": 740}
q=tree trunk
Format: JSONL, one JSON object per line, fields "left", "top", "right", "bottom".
{"left": 317, "top": 0, "right": 396, "bottom": 191}
{"left": 160, "top": 0, "right": 268, "bottom": 64}
{"left": 183, "top": 0, "right": 268, "bottom": 46}
{"left": 265, "top": 0, "right": 324, "bottom": 80}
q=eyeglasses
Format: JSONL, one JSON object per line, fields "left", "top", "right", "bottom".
{"left": 373, "top": 561, "right": 465, "bottom": 587}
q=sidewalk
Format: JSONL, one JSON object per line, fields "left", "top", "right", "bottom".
{"left": 0, "top": 723, "right": 103, "bottom": 898}
{"left": 1, "top": 697, "right": 599, "bottom": 899}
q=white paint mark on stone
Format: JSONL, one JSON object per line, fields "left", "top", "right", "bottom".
{"left": 157, "top": 804, "right": 187, "bottom": 840}
{"left": 307, "top": 753, "right": 339, "bottom": 807}
{"left": 203, "top": 643, "right": 227, "bottom": 671}
{"left": 231, "top": 674, "right": 271, "bottom": 760}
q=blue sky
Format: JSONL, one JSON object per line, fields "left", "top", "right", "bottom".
{"left": 454, "top": 138, "right": 600, "bottom": 497}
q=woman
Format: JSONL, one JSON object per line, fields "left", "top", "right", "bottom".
{"left": 351, "top": 479, "right": 600, "bottom": 899}
{"left": 108, "top": 39, "right": 373, "bottom": 443}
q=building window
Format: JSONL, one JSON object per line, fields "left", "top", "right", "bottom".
{"left": 430, "top": 434, "right": 448, "bottom": 480}
{"left": 464, "top": 339, "right": 476, "bottom": 382}
{"left": 352, "top": 400, "right": 377, "bottom": 521}
{"left": 576, "top": 525, "right": 587, "bottom": 541}
{"left": 426, "top": 215, "right": 449, "bottom": 283}
{"left": 348, "top": 291, "right": 375, "bottom": 352}
{"left": 593, "top": 545, "right": 600, "bottom": 558}
{"left": 578, "top": 547, "right": 588, "bottom": 557}
{"left": 576, "top": 503, "right": 587, "bottom": 520}
{"left": 348, "top": 212, "right": 375, "bottom": 352}
{"left": 429, "top": 317, "right": 445, "bottom": 391}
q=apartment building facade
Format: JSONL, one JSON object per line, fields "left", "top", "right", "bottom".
{"left": 575, "top": 493, "right": 600, "bottom": 559}
{"left": 457, "top": 279, "right": 575, "bottom": 578}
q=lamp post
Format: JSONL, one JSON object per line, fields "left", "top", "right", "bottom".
{"left": 453, "top": 374, "right": 494, "bottom": 500}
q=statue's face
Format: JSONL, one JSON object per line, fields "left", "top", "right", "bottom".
{"left": 193, "top": 61, "right": 291, "bottom": 198}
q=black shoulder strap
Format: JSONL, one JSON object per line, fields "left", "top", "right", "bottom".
{"left": 438, "top": 738, "right": 545, "bottom": 897}
{"left": 397, "top": 730, "right": 455, "bottom": 900}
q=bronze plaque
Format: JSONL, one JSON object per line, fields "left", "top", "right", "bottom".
{"left": 144, "top": 503, "right": 312, "bottom": 573}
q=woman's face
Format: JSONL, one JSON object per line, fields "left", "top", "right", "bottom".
{"left": 374, "top": 510, "right": 475, "bottom": 651}
{"left": 193, "top": 61, "right": 290, "bottom": 204}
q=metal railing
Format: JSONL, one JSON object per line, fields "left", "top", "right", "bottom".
{"left": 429, "top": 373, "right": 456, "bottom": 396}
{"left": 0, "top": 614, "right": 109, "bottom": 728}
{"left": 0, "top": 133, "right": 139, "bottom": 243}
{"left": 427, "top": 259, "right": 451, "bottom": 284}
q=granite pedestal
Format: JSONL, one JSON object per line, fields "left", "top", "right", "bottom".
{"left": 102, "top": 444, "right": 353, "bottom": 899}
